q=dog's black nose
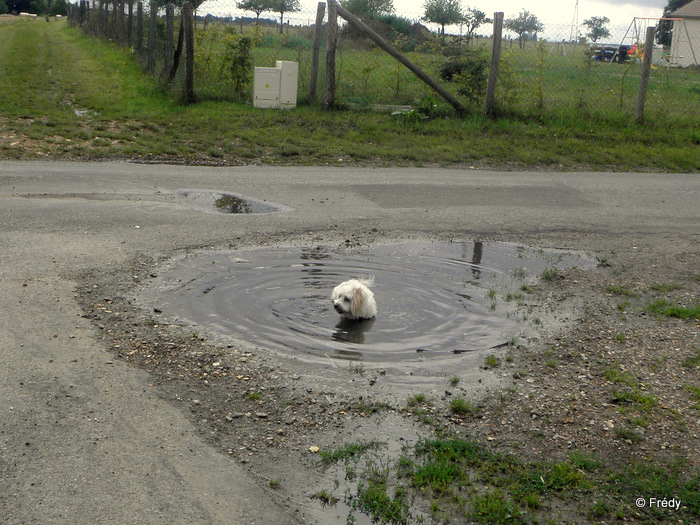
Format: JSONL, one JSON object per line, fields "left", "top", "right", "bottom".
{"left": 334, "top": 303, "right": 343, "bottom": 313}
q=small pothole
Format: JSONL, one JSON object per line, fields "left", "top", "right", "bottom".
{"left": 177, "top": 189, "right": 294, "bottom": 215}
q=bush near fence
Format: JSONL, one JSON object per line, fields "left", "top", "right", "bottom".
{"left": 67, "top": 1, "right": 700, "bottom": 123}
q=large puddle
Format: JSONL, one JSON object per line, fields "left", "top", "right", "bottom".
{"left": 139, "top": 242, "right": 594, "bottom": 370}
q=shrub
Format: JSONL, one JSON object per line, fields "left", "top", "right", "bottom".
{"left": 439, "top": 47, "right": 489, "bottom": 104}
{"left": 223, "top": 34, "right": 252, "bottom": 99}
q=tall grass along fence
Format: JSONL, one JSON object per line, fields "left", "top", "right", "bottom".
{"left": 67, "top": 1, "right": 700, "bottom": 123}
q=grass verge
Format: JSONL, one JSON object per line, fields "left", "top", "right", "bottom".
{"left": 0, "top": 19, "right": 698, "bottom": 171}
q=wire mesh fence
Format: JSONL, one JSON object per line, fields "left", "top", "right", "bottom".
{"left": 68, "top": 1, "right": 700, "bottom": 122}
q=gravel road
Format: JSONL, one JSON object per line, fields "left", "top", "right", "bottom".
{"left": 1, "top": 161, "right": 697, "bottom": 524}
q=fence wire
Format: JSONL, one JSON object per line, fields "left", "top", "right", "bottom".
{"left": 69, "top": 1, "right": 700, "bottom": 122}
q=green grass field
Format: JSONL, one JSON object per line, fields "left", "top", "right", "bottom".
{"left": 0, "top": 17, "right": 698, "bottom": 171}
{"left": 198, "top": 21, "right": 700, "bottom": 122}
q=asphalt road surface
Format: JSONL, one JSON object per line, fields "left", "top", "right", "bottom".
{"left": 0, "top": 161, "right": 697, "bottom": 524}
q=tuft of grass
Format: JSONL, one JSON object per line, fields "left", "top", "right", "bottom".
{"left": 484, "top": 354, "right": 500, "bottom": 368}
{"left": 311, "top": 489, "right": 339, "bottom": 506}
{"left": 449, "top": 376, "right": 460, "bottom": 387}
{"left": 471, "top": 489, "right": 521, "bottom": 524}
{"left": 603, "top": 363, "right": 636, "bottom": 386}
{"left": 682, "top": 350, "right": 700, "bottom": 368}
{"left": 318, "top": 440, "right": 384, "bottom": 464}
{"left": 596, "top": 256, "right": 612, "bottom": 267}
{"left": 541, "top": 268, "right": 560, "bottom": 281}
{"left": 650, "top": 282, "right": 682, "bottom": 293}
{"left": 245, "top": 391, "right": 263, "bottom": 401}
{"left": 348, "top": 361, "right": 365, "bottom": 375}
{"left": 344, "top": 400, "right": 392, "bottom": 414}
{"left": 685, "top": 384, "right": 700, "bottom": 410}
{"left": 450, "top": 397, "right": 477, "bottom": 415}
{"left": 614, "top": 426, "right": 644, "bottom": 443}
{"left": 646, "top": 299, "right": 699, "bottom": 320}
{"left": 349, "top": 477, "right": 412, "bottom": 525}
{"left": 611, "top": 390, "right": 657, "bottom": 412}
{"left": 606, "top": 284, "right": 636, "bottom": 297}
{"left": 407, "top": 393, "right": 429, "bottom": 407}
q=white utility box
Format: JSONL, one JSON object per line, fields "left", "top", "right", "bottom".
{"left": 253, "top": 61, "right": 298, "bottom": 109}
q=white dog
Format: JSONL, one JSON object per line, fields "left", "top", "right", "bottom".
{"left": 331, "top": 278, "right": 377, "bottom": 321}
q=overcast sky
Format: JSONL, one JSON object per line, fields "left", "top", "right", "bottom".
{"left": 371, "top": 0, "right": 670, "bottom": 29}
{"left": 202, "top": 0, "right": 671, "bottom": 34}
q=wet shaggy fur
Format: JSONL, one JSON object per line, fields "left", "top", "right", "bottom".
{"left": 331, "top": 278, "right": 377, "bottom": 321}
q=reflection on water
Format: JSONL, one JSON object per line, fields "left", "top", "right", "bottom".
{"left": 176, "top": 189, "right": 294, "bottom": 215}
{"left": 332, "top": 318, "right": 376, "bottom": 344}
{"left": 214, "top": 194, "right": 253, "bottom": 214}
{"left": 140, "top": 241, "right": 594, "bottom": 365}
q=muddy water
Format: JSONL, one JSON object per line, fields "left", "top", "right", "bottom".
{"left": 140, "top": 241, "right": 594, "bottom": 369}
{"left": 176, "top": 189, "right": 294, "bottom": 214}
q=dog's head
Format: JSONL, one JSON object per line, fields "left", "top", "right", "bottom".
{"left": 331, "top": 278, "right": 376, "bottom": 320}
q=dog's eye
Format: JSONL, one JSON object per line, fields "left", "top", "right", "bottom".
{"left": 343, "top": 296, "right": 351, "bottom": 302}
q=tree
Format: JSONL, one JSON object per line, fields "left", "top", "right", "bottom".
{"left": 0, "top": 0, "right": 8, "bottom": 14}
{"left": 270, "top": 0, "right": 300, "bottom": 33}
{"left": 341, "top": 0, "right": 394, "bottom": 19}
{"left": 658, "top": 0, "right": 692, "bottom": 46}
{"left": 462, "top": 7, "right": 489, "bottom": 42}
{"left": 582, "top": 16, "right": 611, "bottom": 43}
{"left": 236, "top": 0, "right": 272, "bottom": 26}
{"left": 504, "top": 10, "right": 544, "bottom": 49}
{"left": 422, "top": 0, "right": 463, "bottom": 36}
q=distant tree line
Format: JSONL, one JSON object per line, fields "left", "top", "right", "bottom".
{"left": 2, "top": 0, "right": 67, "bottom": 15}
{"left": 235, "top": 0, "right": 301, "bottom": 33}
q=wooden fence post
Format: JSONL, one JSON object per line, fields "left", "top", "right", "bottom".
{"left": 635, "top": 26, "right": 655, "bottom": 124}
{"left": 334, "top": 2, "right": 466, "bottom": 114}
{"left": 111, "top": 0, "right": 118, "bottom": 40}
{"left": 182, "top": 1, "right": 195, "bottom": 104}
{"left": 309, "top": 2, "right": 325, "bottom": 103}
{"left": 164, "top": 3, "right": 174, "bottom": 79}
{"left": 323, "top": 0, "right": 337, "bottom": 109}
{"left": 147, "top": 1, "right": 157, "bottom": 73}
{"left": 484, "top": 12, "right": 503, "bottom": 117}
{"left": 98, "top": 0, "right": 104, "bottom": 36}
{"left": 127, "top": 0, "right": 133, "bottom": 47}
{"left": 136, "top": 2, "right": 143, "bottom": 54}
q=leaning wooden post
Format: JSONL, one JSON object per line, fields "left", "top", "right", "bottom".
{"left": 484, "top": 12, "right": 503, "bottom": 117}
{"left": 309, "top": 2, "right": 326, "bottom": 103}
{"left": 635, "top": 26, "right": 655, "bottom": 124}
{"left": 323, "top": 0, "right": 337, "bottom": 110}
{"left": 335, "top": 2, "right": 466, "bottom": 114}
{"left": 182, "top": 1, "right": 195, "bottom": 104}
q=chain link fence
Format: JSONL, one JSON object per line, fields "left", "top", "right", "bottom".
{"left": 68, "top": 1, "right": 700, "bottom": 122}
